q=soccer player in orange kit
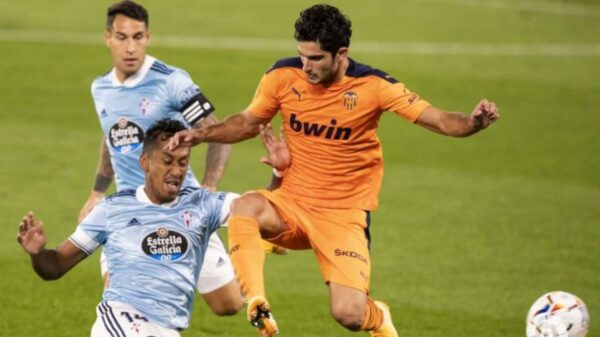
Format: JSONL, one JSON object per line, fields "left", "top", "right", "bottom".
{"left": 167, "top": 4, "right": 499, "bottom": 336}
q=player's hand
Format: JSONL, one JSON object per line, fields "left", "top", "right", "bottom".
{"left": 470, "top": 99, "right": 499, "bottom": 130}
{"left": 78, "top": 191, "right": 104, "bottom": 223}
{"left": 259, "top": 124, "right": 291, "bottom": 171}
{"left": 166, "top": 129, "right": 204, "bottom": 151}
{"left": 17, "top": 211, "right": 47, "bottom": 255}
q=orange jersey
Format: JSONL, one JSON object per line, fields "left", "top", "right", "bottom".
{"left": 248, "top": 58, "right": 430, "bottom": 210}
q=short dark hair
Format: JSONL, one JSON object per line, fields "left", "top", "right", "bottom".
{"left": 143, "top": 119, "right": 187, "bottom": 155}
{"left": 294, "top": 4, "right": 352, "bottom": 56}
{"left": 106, "top": 0, "right": 149, "bottom": 30}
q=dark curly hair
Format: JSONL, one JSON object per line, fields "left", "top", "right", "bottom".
{"left": 143, "top": 119, "right": 187, "bottom": 154}
{"left": 106, "top": 0, "right": 149, "bottom": 30}
{"left": 294, "top": 4, "right": 352, "bottom": 56}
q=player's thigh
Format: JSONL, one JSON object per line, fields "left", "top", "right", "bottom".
{"left": 308, "top": 208, "right": 372, "bottom": 293}
{"left": 232, "top": 191, "right": 287, "bottom": 237}
{"left": 201, "top": 279, "right": 243, "bottom": 315}
{"left": 253, "top": 190, "right": 312, "bottom": 249}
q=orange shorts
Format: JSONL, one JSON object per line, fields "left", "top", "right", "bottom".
{"left": 256, "top": 189, "right": 372, "bottom": 293}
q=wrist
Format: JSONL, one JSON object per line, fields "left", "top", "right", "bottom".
{"left": 272, "top": 167, "right": 286, "bottom": 178}
{"left": 466, "top": 116, "right": 481, "bottom": 134}
{"left": 90, "top": 190, "right": 105, "bottom": 198}
{"left": 196, "top": 128, "right": 209, "bottom": 142}
{"left": 29, "top": 246, "right": 46, "bottom": 257}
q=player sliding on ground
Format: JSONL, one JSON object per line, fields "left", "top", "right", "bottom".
{"left": 17, "top": 119, "right": 282, "bottom": 337}
{"left": 167, "top": 4, "right": 499, "bottom": 336}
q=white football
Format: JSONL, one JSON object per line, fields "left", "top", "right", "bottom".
{"left": 526, "top": 291, "right": 590, "bottom": 337}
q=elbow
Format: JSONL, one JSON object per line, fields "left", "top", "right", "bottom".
{"left": 33, "top": 268, "right": 64, "bottom": 281}
{"left": 38, "top": 273, "right": 62, "bottom": 281}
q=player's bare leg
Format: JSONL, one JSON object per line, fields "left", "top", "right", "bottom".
{"left": 201, "top": 279, "right": 244, "bottom": 316}
{"left": 329, "top": 282, "right": 398, "bottom": 336}
{"left": 229, "top": 192, "right": 287, "bottom": 336}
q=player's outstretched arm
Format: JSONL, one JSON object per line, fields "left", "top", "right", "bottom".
{"left": 416, "top": 99, "right": 500, "bottom": 137}
{"left": 195, "top": 114, "right": 232, "bottom": 191}
{"left": 18, "top": 211, "right": 87, "bottom": 280}
{"left": 78, "top": 138, "right": 114, "bottom": 222}
{"left": 167, "top": 108, "right": 271, "bottom": 150}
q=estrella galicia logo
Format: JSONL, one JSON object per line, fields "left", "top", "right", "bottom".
{"left": 109, "top": 117, "right": 144, "bottom": 154}
{"left": 142, "top": 227, "right": 188, "bottom": 261}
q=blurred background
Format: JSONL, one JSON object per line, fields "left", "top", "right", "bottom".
{"left": 0, "top": 0, "right": 598, "bottom": 336}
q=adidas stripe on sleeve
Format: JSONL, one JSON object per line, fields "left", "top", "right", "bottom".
{"left": 69, "top": 202, "right": 108, "bottom": 255}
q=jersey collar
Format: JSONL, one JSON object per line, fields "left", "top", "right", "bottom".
{"left": 109, "top": 55, "right": 157, "bottom": 88}
{"left": 136, "top": 185, "right": 179, "bottom": 208}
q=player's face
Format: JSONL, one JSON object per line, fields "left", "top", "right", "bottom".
{"left": 298, "top": 41, "right": 347, "bottom": 85}
{"left": 105, "top": 14, "right": 149, "bottom": 82}
{"left": 141, "top": 140, "right": 190, "bottom": 204}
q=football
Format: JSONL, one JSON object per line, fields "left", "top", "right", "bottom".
{"left": 526, "top": 291, "right": 590, "bottom": 337}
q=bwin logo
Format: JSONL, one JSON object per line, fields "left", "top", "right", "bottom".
{"left": 289, "top": 113, "right": 352, "bottom": 140}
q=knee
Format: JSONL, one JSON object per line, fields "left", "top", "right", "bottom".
{"left": 231, "top": 193, "right": 267, "bottom": 218}
{"left": 230, "top": 193, "right": 282, "bottom": 236}
{"left": 331, "top": 303, "right": 365, "bottom": 331}
{"left": 210, "top": 298, "right": 244, "bottom": 316}
{"left": 205, "top": 287, "right": 244, "bottom": 316}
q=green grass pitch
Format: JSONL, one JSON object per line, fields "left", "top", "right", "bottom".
{"left": 0, "top": 0, "right": 598, "bottom": 336}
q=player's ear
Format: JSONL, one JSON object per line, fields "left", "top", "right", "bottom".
{"left": 140, "top": 153, "right": 150, "bottom": 173}
{"left": 336, "top": 47, "right": 349, "bottom": 61}
{"left": 104, "top": 30, "right": 111, "bottom": 48}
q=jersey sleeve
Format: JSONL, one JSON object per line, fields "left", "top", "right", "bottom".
{"left": 247, "top": 73, "right": 280, "bottom": 119}
{"left": 205, "top": 192, "right": 239, "bottom": 232}
{"left": 90, "top": 79, "right": 104, "bottom": 121}
{"left": 168, "top": 70, "right": 215, "bottom": 126}
{"left": 68, "top": 202, "right": 108, "bottom": 255}
{"left": 379, "top": 80, "right": 431, "bottom": 122}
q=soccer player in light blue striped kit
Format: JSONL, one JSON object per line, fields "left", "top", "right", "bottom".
{"left": 18, "top": 119, "right": 246, "bottom": 336}
{"left": 76, "top": 1, "right": 243, "bottom": 315}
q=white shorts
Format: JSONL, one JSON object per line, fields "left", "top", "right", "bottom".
{"left": 91, "top": 301, "right": 180, "bottom": 337}
{"left": 100, "top": 232, "right": 235, "bottom": 294}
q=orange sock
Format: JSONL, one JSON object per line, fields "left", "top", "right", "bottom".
{"left": 228, "top": 215, "right": 265, "bottom": 298}
{"left": 360, "top": 298, "right": 384, "bottom": 331}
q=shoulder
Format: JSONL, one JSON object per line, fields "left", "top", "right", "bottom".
{"left": 106, "top": 189, "right": 137, "bottom": 201}
{"left": 149, "top": 59, "right": 177, "bottom": 76}
{"left": 148, "top": 59, "right": 193, "bottom": 81}
{"left": 178, "top": 187, "right": 234, "bottom": 206}
{"left": 179, "top": 186, "right": 202, "bottom": 197}
{"left": 266, "top": 57, "right": 303, "bottom": 74}
{"left": 150, "top": 60, "right": 196, "bottom": 93}
{"left": 346, "top": 59, "right": 399, "bottom": 84}
{"left": 91, "top": 71, "right": 112, "bottom": 93}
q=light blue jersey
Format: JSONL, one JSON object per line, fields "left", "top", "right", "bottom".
{"left": 70, "top": 186, "right": 237, "bottom": 330}
{"left": 91, "top": 55, "right": 215, "bottom": 190}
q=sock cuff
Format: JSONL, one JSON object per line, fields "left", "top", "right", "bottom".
{"left": 360, "top": 297, "right": 384, "bottom": 331}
